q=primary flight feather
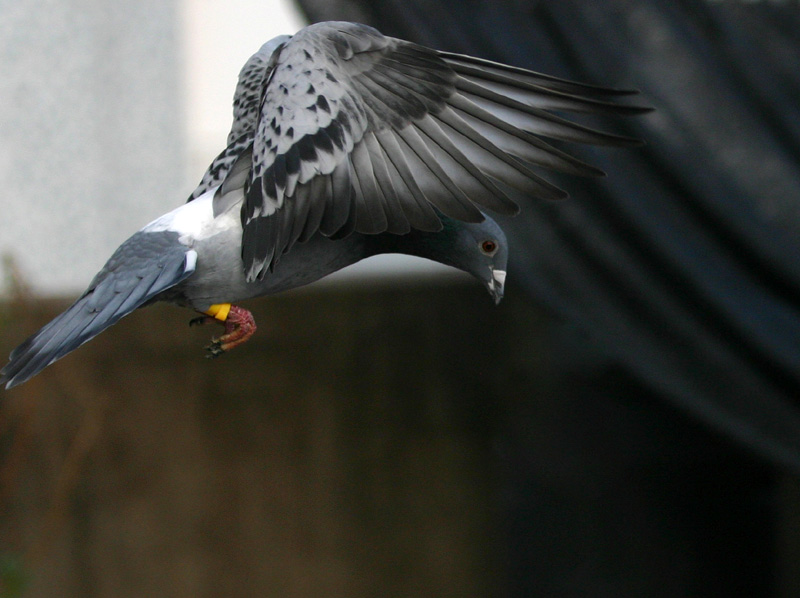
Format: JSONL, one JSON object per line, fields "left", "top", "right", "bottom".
{"left": 1, "top": 21, "right": 647, "bottom": 389}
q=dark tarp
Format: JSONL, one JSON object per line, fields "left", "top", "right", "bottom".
{"left": 296, "top": 0, "right": 800, "bottom": 472}
{"left": 293, "top": 2, "right": 800, "bottom": 594}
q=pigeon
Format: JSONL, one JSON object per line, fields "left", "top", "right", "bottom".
{"left": 1, "top": 21, "right": 646, "bottom": 389}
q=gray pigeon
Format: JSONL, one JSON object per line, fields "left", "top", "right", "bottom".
{"left": 1, "top": 21, "right": 645, "bottom": 389}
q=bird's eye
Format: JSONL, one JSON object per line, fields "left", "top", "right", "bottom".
{"left": 480, "top": 240, "right": 498, "bottom": 255}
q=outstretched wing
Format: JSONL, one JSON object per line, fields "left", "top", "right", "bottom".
{"left": 1, "top": 232, "right": 196, "bottom": 389}
{"left": 208, "top": 21, "right": 647, "bottom": 280}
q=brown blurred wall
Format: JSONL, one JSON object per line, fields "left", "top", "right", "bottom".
{"left": 0, "top": 281, "right": 537, "bottom": 598}
{"left": 3, "top": 281, "right": 788, "bottom": 597}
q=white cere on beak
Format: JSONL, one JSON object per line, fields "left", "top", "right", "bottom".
{"left": 487, "top": 268, "right": 507, "bottom": 304}
{"left": 492, "top": 269, "right": 507, "bottom": 288}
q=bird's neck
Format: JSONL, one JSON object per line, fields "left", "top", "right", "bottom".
{"left": 363, "top": 224, "right": 459, "bottom": 270}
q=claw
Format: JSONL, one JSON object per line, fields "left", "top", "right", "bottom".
{"left": 205, "top": 340, "right": 225, "bottom": 359}
{"left": 189, "top": 315, "right": 211, "bottom": 327}
{"left": 194, "top": 304, "right": 257, "bottom": 358}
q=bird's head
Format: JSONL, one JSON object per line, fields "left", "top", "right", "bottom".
{"left": 446, "top": 215, "right": 508, "bottom": 304}
{"left": 382, "top": 213, "right": 508, "bottom": 304}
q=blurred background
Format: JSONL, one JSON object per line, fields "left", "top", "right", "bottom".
{"left": 2, "top": 1, "right": 800, "bottom": 596}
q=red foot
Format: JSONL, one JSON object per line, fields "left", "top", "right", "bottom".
{"left": 202, "top": 305, "right": 257, "bottom": 358}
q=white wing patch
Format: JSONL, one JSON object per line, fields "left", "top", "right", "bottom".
{"left": 184, "top": 249, "right": 198, "bottom": 274}
{"left": 143, "top": 186, "right": 241, "bottom": 245}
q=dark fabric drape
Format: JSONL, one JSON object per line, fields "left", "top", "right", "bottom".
{"left": 297, "top": 0, "right": 800, "bottom": 471}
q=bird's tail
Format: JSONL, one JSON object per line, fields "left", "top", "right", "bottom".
{"left": 1, "top": 231, "right": 196, "bottom": 389}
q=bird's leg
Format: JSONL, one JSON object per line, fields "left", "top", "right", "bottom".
{"left": 189, "top": 304, "right": 257, "bottom": 358}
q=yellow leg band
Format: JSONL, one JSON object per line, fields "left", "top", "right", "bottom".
{"left": 205, "top": 303, "right": 232, "bottom": 322}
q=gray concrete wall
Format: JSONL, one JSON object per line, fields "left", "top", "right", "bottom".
{"left": 0, "top": 1, "right": 184, "bottom": 295}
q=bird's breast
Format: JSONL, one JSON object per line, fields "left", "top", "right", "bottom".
{"left": 146, "top": 188, "right": 370, "bottom": 310}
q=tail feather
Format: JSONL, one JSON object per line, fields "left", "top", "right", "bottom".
{"left": 1, "top": 235, "right": 196, "bottom": 389}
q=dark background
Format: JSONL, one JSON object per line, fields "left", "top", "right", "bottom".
{"left": 1, "top": 283, "right": 789, "bottom": 597}
{"left": 293, "top": 1, "right": 800, "bottom": 595}
{"left": 3, "top": 1, "right": 800, "bottom": 596}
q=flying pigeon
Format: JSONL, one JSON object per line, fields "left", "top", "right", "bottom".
{"left": 1, "top": 21, "right": 646, "bottom": 389}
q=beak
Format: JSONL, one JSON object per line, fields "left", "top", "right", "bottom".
{"left": 486, "top": 268, "right": 506, "bottom": 305}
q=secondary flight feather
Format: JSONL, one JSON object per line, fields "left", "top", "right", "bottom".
{"left": 1, "top": 21, "right": 648, "bottom": 389}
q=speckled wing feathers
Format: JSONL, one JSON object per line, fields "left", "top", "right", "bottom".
{"left": 192, "top": 21, "right": 644, "bottom": 281}
{"left": 188, "top": 36, "right": 290, "bottom": 202}
{"left": 228, "top": 36, "right": 290, "bottom": 145}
